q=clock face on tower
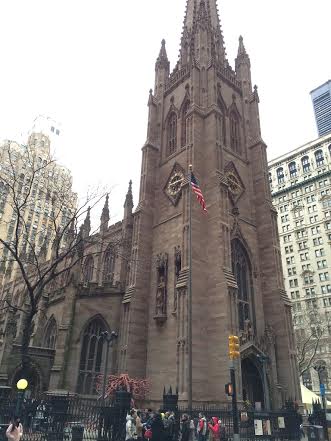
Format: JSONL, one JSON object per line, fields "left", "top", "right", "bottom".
{"left": 226, "top": 171, "right": 242, "bottom": 195}
{"left": 167, "top": 172, "right": 184, "bottom": 196}
{"left": 164, "top": 164, "right": 186, "bottom": 206}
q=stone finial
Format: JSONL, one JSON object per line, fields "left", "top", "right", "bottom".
{"left": 155, "top": 39, "right": 170, "bottom": 71}
{"left": 100, "top": 194, "right": 110, "bottom": 234}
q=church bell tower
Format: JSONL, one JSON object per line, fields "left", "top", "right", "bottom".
{"left": 119, "top": 0, "right": 300, "bottom": 407}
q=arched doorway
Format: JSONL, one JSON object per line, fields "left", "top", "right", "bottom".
{"left": 242, "top": 358, "right": 264, "bottom": 408}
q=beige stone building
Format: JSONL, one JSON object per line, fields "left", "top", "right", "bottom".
{"left": 0, "top": 0, "right": 300, "bottom": 408}
{"left": 269, "top": 133, "right": 331, "bottom": 399}
{"left": 0, "top": 133, "right": 76, "bottom": 287}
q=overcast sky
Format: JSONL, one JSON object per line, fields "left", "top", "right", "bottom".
{"left": 0, "top": 0, "right": 330, "bottom": 223}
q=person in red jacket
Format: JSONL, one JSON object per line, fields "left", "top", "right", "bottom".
{"left": 208, "top": 417, "right": 220, "bottom": 441}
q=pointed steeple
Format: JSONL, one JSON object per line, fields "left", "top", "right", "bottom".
{"left": 82, "top": 207, "right": 91, "bottom": 238}
{"left": 235, "top": 35, "right": 251, "bottom": 81}
{"left": 155, "top": 39, "right": 170, "bottom": 71}
{"left": 124, "top": 180, "right": 133, "bottom": 219}
{"left": 237, "top": 35, "right": 246, "bottom": 56}
{"left": 180, "top": 0, "right": 226, "bottom": 67}
{"left": 100, "top": 194, "right": 110, "bottom": 235}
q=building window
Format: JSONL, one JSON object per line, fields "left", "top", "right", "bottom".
{"left": 288, "top": 162, "right": 297, "bottom": 178}
{"left": 231, "top": 239, "right": 253, "bottom": 332}
{"left": 315, "top": 149, "right": 324, "bottom": 167}
{"left": 230, "top": 111, "right": 241, "bottom": 154}
{"left": 277, "top": 167, "right": 284, "bottom": 184}
{"left": 302, "top": 370, "right": 312, "bottom": 390}
{"left": 83, "top": 256, "right": 94, "bottom": 283}
{"left": 181, "top": 100, "right": 190, "bottom": 147}
{"left": 301, "top": 156, "right": 310, "bottom": 173}
{"left": 103, "top": 247, "right": 115, "bottom": 283}
{"left": 77, "top": 318, "right": 107, "bottom": 395}
{"left": 167, "top": 112, "right": 177, "bottom": 156}
{"left": 43, "top": 317, "right": 57, "bottom": 349}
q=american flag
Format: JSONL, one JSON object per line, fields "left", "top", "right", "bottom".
{"left": 190, "top": 172, "right": 207, "bottom": 213}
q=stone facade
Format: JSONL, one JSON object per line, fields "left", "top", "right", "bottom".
{"left": 269, "top": 133, "right": 331, "bottom": 400}
{"left": 0, "top": 0, "right": 300, "bottom": 408}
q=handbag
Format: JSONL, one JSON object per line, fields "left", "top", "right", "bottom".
{"left": 144, "top": 429, "right": 152, "bottom": 439}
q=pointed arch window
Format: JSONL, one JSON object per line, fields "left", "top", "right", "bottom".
{"left": 83, "top": 256, "right": 94, "bottom": 283}
{"left": 231, "top": 239, "right": 254, "bottom": 332}
{"left": 103, "top": 247, "right": 115, "bottom": 283}
{"left": 77, "top": 318, "right": 107, "bottom": 395}
{"left": 315, "top": 149, "right": 324, "bottom": 167}
{"left": 167, "top": 112, "right": 177, "bottom": 156}
{"left": 288, "top": 161, "right": 297, "bottom": 178}
{"left": 43, "top": 317, "right": 57, "bottom": 349}
{"left": 181, "top": 101, "right": 190, "bottom": 147}
{"left": 230, "top": 111, "right": 240, "bottom": 153}
{"left": 301, "top": 156, "right": 310, "bottom": 173}
{"left": 276, "top": 167, "right": 284, "bottom": 184}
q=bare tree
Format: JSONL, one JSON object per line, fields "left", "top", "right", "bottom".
{"left": 294, "top": 309, "right": 331, "bottom": 377}
{"left": 0, "top": 138, "right": 111, "bottom": 372}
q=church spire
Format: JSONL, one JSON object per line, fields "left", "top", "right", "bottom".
{"left": 180, "top": 0, "right": 226, "bottom": 67}
{"left": 82, "top": 207, "right": 91, "bottom": 238}
{"left": 155, "top": 39, "right": 170, "bottom": 71}
{"left": 124, "top": 180, "right": 133, "bottom": 219}
{"left": 100, "top": 194, "right": 109, "bottom": 235}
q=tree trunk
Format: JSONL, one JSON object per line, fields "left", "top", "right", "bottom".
{"left": 20, "top": 308, "right": 37, "bottom": 372}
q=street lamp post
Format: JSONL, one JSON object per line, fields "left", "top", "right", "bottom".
{"left": 101, "top": 331, "right": 118, "bottom": 403}
{"left": 98, "top": 331, "right": 118, "bottom": 441}
{"left": 313, "top": 363, "right": 329, "bottom": 441}
{"left": 15, "top": 378, "right": 28, "bottom": 417}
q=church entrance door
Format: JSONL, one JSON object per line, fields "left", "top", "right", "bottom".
{"left": 241, "top": 357, "right": 264, "bottom": 408}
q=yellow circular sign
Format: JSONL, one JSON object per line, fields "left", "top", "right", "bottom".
{"left": 17, "top": 379, "right": 28, "bottom": 390}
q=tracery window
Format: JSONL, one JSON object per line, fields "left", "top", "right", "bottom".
{"left": 301, "top": 156, "right": 310, "bottom": 173}
{"left": 43, "top": 317, "right": 57, "bottom": 349}
{"left": 83, "top": 256, "right": 94, "bottom": 283}
{"left": 277, "top": 167, "right": 284, "bottom": 184}
{"left": 288, "top": 161, "right": 297, "bottom": 178}
{"left": 230, "top": 111, "right": 240, "bottom": 153}
{"left": 231, "top": 239, "right": 253, "bottom": 332}
{"left": 103, "top": 247, "right": 115, "bottom": 283}
{"left": 167, "top": 112, "right": 177, "bottom": 156}
{"left": 181, "top": 100, "right": 190, "bottom": 147}
{"left": 77, "top": 318, "right": 107, "bottom": 395}
{"left": 315, "top": 149, "right": 324, "bottom": 167}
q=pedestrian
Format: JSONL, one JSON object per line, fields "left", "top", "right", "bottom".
{"left": 136, "top": 410, "right": 144, "bottom": 441}
{"left": 181, "top": 414, "right": 190, "bottom": 441}
{"left": 197, "top": 413, "right": 207, "bottom": 441}
{"left": 6, "top": 416, "right": 23, "bottom": 441}
{"left": 189, "top": 417, "right": 196, "bottom": 441}
{"left": 126, "top": 410, "right": 136, "bottom": 441}
{"left": 164, "top": 411, "right": 175, "bottom": 441}
{"left": 151, "top": 412, "right": 165, "bottom": 441}
{"left": 208, "top": 417, "right": 220, "bottom": 441}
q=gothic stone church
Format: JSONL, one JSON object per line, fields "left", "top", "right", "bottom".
{"left": 0, "top": 0, "right": 300, "bottom": 407}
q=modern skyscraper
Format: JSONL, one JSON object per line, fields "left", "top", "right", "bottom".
{"left": 310, "top": 80, "right": 331, "bottom": 137}
{"left": 269, "top": 133, "right": 331, "bottom": 399}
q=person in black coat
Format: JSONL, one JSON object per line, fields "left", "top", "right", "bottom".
{"left": 151, "top": 413, "right": 165, "bottom": 441}
{"left": 181, "top": 414, "right": 190, "bottom": 441}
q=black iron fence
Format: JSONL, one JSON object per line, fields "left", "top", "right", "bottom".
{"left": 0, "top": 394, "right": 302, "bottom": 441}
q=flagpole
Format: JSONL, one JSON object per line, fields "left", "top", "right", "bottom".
{"left": 188, "top": 164, "right": 193, "bottom": 412}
